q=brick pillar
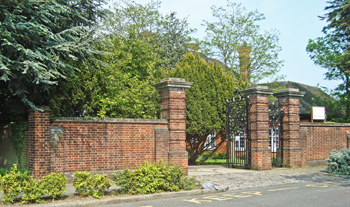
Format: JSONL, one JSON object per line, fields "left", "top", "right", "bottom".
{"left": 274, "top": 88, "right": 305, "bottom": 168}
{"left": 154, "top": 78, "right": 192, "bottom": 174}
{"left": 27, "top": 106, "right": 51, "bottom": 178}
{"left": 241, "top": 85, "right": 274, "bottom": 170}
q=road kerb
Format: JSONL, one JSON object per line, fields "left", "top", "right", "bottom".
{"left": 24, "top": 188, "right": 229, "bottom": 207}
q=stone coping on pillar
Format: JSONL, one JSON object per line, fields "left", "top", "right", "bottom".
{"left": 27, "top": 105, "right": 51, "bottom": 112}
{"left": 154, "top": 78, "right": 193, "bottom": 90}
{"left": 240, "top": 85, "right": 274, "bottom": 96}
{"left": 274, "top": 88, "right": 306, "bottom": 98}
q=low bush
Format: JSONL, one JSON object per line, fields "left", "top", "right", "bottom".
{"left": 21, "top": 178, "right": 44, "bottom": 204}
{"left": 0, "top": 164, "right": 67, "bottom": 204}
{"left": 90, "top": 174, "right": 111, "bottom": 199}
{"left": 0, "top": 164, "right": 31, "bottom": 204}
{"left": 0, "top": 167, "right": 29, "bottom": 177}
{"left": 73, "top": 171, "right": 93, "bottom": 197}
{"left": 40, "top": 172, "right": 67, "bottom": 200}
{"left": 113, "top": 161, "right": 196, "bottom": 195}
{"left": 211, "top": 153, "right": 227, "bottom": 159}
{"left": 326, "top": 149, "right": 350, "bottom": 175}
{"left": 198, "top": 152, "right": 227, "bottom": 161}
{"left": 73, "top": 171, "right": 111, "bottom": 199}
{"left": 0, "top": 168, "right": 6, "bottom": 177}
{"left": 199, "top": 152, "right": 211, "bottom": 160}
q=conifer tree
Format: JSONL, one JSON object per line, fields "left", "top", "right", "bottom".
{"left": 0, "top": 0, "right": 107, "bottom": 113}
{"left": 171, "top": 52, "right": 238, "bottom": 164}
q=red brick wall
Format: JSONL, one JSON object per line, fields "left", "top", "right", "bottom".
{"left": 48, "top": 118, "right": 168, "bottom": 176}
{"left": 300, "top": 123, "right": 350, "bottom": 164}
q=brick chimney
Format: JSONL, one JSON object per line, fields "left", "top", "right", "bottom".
{"left": 237, "top": 43, "right": 252, "bottom": 84}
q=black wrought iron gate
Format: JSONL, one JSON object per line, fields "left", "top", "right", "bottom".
{"left": 269, "top": 104, "right": 284, "bottom": 167}
{"left": 226, "top": 92, "right": 251, "bottom": 168}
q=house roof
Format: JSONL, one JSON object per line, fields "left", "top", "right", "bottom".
{"left": 262, "top": 81, "right": 334, "bottom": 116}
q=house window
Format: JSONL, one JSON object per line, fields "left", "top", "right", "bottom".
{"left": 204, "top": 130, "right": 216, "bottom": 150}
{"left": 235, "top": 130, "right": 246, "bottom": 151}
{"left": 269, "top": 128, "right": 279, "bottom": 152}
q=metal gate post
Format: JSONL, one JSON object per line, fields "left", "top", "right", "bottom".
{"left": 241, "top": 86, "right": 274, "bottom": 170}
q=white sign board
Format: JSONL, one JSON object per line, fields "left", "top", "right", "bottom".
{"left": 311, "top": 106, "right": 325, "bottom": 120}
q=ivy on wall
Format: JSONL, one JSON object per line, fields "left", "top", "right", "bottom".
{"left": 9, "top": 121, "right": 28, "bottom": 168}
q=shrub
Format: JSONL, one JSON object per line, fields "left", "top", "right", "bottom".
{"left": 73, "top": 171, "right": 94, "bottom": 197}
{"left": 198, "top": 152, "right": 211, "bottom": 160}
{"left": 326, "top": 149, "right": 350, "bottom": 175}
{"left": 181, "top": 176, "right": 196, "bottom": 190}
{"left": 211, "top": 153, "right": 227, "bottom": 160}
{"left": 21, "top": 178, "right": 44, "bottom": 204}
{"left": 0, "top": 164, "right": 31, "bottom": 204}
{"left": 0, "top": 167, "right": 29, "bottom": 177}
{"left": 113, "top": 161, "right": 196, "bottom": 195}
{"left": 0, "top": 168, "right": 7, "bottom": 177}
{"left": 40, "top": 172, "right": 67, "bottom": 200}
{"left": 90, "top": 174, "right": 111, "bottom": 199}
{"left": 73, "top": 171, "right": 111, "bottom": 199}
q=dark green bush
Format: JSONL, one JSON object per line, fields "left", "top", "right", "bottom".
{"left": 0, "top": 168, "right": 6, "bottom": 177}
{"left": 198, "top": 152, "right": 211, "bottom": 160}
{"left": 326, "top": 149, "right": 350, "bottom": 175}
{"left": 0, "top": 167, "right": 29, "bottom": 177}
{"left": 211, "top": 153, "right": 226, "bottom": 159}
{"left": 113, "top": 161, "right": 196, "bottom": 195}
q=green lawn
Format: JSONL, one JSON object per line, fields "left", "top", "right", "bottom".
{"left": 196, "top": 158, "right": 245, "bottom": 165}
{"left": 196, "top": 159, "right": 227, "bottom": 165}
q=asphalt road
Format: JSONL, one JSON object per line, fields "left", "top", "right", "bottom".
{"left": 100, "top": 179, "right": 350, "bottom": 207}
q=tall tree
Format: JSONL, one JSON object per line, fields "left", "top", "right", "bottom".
{"left": 0, "top": 0, "right": 107, "bottom": 114}
{"left": 306, "top": 0, "right": 350, "bottom": 122}
{"left": 171, "top": 52, "right": 238, "bottom": 165}
{"left": 47, "top": 30, "right": 163, "bottom": 120}
{"left": 202, "top": 1, "right": 283, "bottom": 83}
{"left": 105, "top": 0, "right": 194, "bottom": 71}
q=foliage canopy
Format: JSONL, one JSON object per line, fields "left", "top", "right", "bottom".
{"left": 306, "top": 0, "right": 350, "bottom": 122}
{"left": 201, "top": 1, "right": 283, "bottom": 83}
{"left": 105, "top": 0, "right": 194, "bottom": 71}
{"left": 0, "top": 0, "right": 107, "bottom": 122}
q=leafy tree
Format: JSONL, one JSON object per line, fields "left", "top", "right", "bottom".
{"left": 0, "top": 0, "right": 107, "bottom": 122}
{"left": 306, "top": 0, "right": 350, "bottom": 122}
{"left": 48, "top": 31, "right": 163, "bottom": 119}
{"left": 105, "top": 0, "right": 194, "bottom": 71}
{"left": 201, "top": 1, "right": 283, "bottom": 83}
{"left": 171, "top": 52, "right": 238, "bottom": 165}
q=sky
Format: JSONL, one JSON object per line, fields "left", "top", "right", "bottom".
{"left": 108, "top": 0, "right": 340, "bottom": 90}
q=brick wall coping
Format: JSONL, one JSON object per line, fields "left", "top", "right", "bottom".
{"left": 300, "top": 122, "right": 350, "bottom": 127}
{"left": 53, "top": 117, "right": 168, "bottom": 124}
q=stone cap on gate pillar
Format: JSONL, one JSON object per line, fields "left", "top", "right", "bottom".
{"left": 240, "top": 85, "right": 274, "bottom": 96}
{"left": 154, "top": 78, "right": 193, "bottom": 91}
{"left": 273, "top": 88, "right": 305, "bottom": 98}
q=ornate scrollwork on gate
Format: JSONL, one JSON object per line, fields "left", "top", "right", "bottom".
{"left": 226, "top": 90, "right": 251, "bottom": 168}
